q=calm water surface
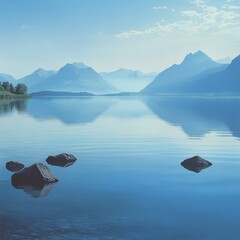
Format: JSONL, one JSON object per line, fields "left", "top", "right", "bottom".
{"left": 0, "top": 96, "right": 240, "bottom": 240}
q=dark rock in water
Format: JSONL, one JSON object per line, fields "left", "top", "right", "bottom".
{"left": 6, "top": 161, "right": 25, "bottom": 172}
{"left": 181, "top": 155, "right": 212, "bottom": 173}
{"left": 11, "top": 183, "right": 56, "bottom": 198}
{"left": 46, "top": 153, "right": 77, "bottom": 167}
{"left": 11, "top": 163, "right": 58, "bottom": 187}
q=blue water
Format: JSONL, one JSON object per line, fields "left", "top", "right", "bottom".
{"left": 1, "top": 96, "right": 240, "bottom": 240}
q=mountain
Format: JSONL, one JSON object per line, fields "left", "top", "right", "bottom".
{"left": 141, "top": 51, "right": 222, "bottom": 94}
{"left": 176, "top": 55, "right": 240, "bottom": 94}
{"left": 29, "top": 63, "right": 118, "bottom": 94}
{"left": 0, "top": 73, "right": 16, "bottom": 83}
{"left": 100, "top": 69, "right": 157, "bottom": 92}
{"left": 19, "top": 68, "right": 56, "bottom": 88}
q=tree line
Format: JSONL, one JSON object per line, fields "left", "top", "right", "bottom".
{"left": 0, "top": 81, "right": 28, "bottom": 95}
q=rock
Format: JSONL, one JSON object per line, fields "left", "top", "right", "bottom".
{"left": 181, "top": 155, "right": 212, "bottom": 173}
{"left": 46, "top": 153, "right": 77, "bottom": 167}
{"left": 11, "top": 183, "right": 56, "bottom": 198}
{"left": 6, "top": 161, "right": 25, "bottom": 172}
{"left": 11, "top": 163, "right": 58, "bottom": 187}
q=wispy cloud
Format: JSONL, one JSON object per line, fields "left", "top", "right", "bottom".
{"left": 182, "top": 10, "right": 201, "bottom": 17}
{"left": 20, "top": 24, "right": 33, "bottom": 30}
{"left": 223, "top": 4, "right": 240, "bottom": 9}
{"left": 116, "top": 0, "right": 240, "bottom": 38}
{"left": 153, "top": 6, "right": 168, "bottom": 10}
{"left": 153, "top": 5, "right": 175, "bottom": 12}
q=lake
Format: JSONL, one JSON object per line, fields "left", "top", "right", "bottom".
{"left": 1, "top": 96, "right": 240, "bottom": 240}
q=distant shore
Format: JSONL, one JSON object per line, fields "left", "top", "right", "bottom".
{"left": 30, "top": 90, "right": 240, "bottom": 99}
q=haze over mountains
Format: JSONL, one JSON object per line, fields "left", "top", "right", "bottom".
{"left": 0, "top": 51, "right": 239, "bottom": 95}
{"left": 217, "top": 57, "right": 232, "bottom": 64}
{"left": 100, "top": 69, "right": 157, "bottom": 92}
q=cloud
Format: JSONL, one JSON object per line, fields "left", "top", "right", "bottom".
{"left": 153, "top": 5, "right": 176, "bottom": 12}
{"left": 182, "top": 10, "right": 201, "bottom": 17}
{"left": 153, "top": 6, "right": 168, "bottom": 10}
{"left": 20, "top": 25, "right": 33, "bottom": 30}
{"left": 116, "top": 0, "right": 240, "bottom": 38}
{"left": 223, "top": 4, "right": 240, "bottom": 9}
{"left": 191, "top": 0, "right": 205, "bottom": 7}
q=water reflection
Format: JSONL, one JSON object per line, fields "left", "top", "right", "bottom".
{"left": 2, "top": 96, "right": 240, "bottom": 139}
{"left": 11, "top": 182, "right": 56, "bottom": 198}
{"left": 0, "top": 99, "right": 28, "bottom": 114}
{"left": 24, "top": 96, "right": 240, "bottom": 138}
{"left": 143, "top": 96, "right": 240, "bottom": 138}
{"left": 1, "top": 96, "right": 240, "bottom": 239}
{"left": 26, "top": 97, "right": 115, "bottom": 124}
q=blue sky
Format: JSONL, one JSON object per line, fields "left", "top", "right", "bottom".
{"left": 0, "top": 0, "right": 239, "bottom": 78}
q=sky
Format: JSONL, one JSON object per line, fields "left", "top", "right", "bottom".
{"left": 0, "top": 0, "right": 239, "bottom": 78}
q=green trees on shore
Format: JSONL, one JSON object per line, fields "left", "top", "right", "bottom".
{"left": 0, "top": 81, "right": 28, "bottom": 95}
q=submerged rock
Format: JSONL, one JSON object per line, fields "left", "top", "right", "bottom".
{"left": 12, "top": 183, "right": 56, "bottom": 198}
{"left": 181, "top": 155, "right": 212, "bottom": 173}
{"left": 6, "top": 161, "right": 25, "bottom": 172}
{"left": 11, "top": 163, "right": 58, "bottom": 187}
{"left": 46, "top": 153, "right": 77, "bottom": 167}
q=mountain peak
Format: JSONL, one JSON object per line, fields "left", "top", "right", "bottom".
{"left": 31, "top": 68, "right": 56, "bottom": 78}
{"left": 182, "top": 50, "right": 212, "bottom": 65}
{"left": 72, "top": 62, "right": 89, "bottom": 69}
{"left": 33, "top": 68, "right": 47, "bottom": 74}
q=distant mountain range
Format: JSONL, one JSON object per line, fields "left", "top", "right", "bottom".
{"left": 29, "top": 63, "right": 118, "bottom": 94}
{"left": 0, "top": 63, "right": 119, "bottom": 94}
{"left": 142, "top": 51, "right": 239, "bottom": 94}
{"left": 0, "top": 51, "right": 239, "bottom": 95}
{"left": 100, "top": 69, "right": 157, "bottom": 92}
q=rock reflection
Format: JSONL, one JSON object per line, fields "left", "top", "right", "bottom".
{"left": 11, "top": 163, "right": 58, "bottom": 198}
{"left": 11, "top": 182, "right": 56, "bottom": 198}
